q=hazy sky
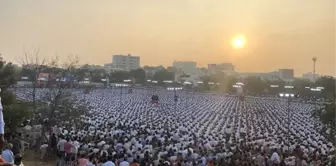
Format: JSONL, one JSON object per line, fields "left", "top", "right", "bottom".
{"left": 0, "top": 0, "right": 335, "bottom": 76}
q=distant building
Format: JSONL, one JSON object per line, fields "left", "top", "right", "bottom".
{"left": 278, "top": 69, "right": 294, "bottom": 81}
{"left": 173, "top": 61, "right": 208, "bottom": 84}
{"left": 105, "top": 54, "right": 140, "bottom": 73}
{"left": 208, "top": 63, "right": 235, "bottom": 75}
{"left": 302, "top": 72, "right": 320, "bottom": 81}
{"left": 112, "top": 54, "right": 140, "bottom": 71}
{"left": 237, "top": 71, "right": 280, "bottom": 81}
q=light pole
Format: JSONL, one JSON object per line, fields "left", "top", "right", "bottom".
{"left": 312, "top": 57, "right": 317, "bottom": 82}
{"left": 167, "top": 86, "right": 182, "bottom": 111}
{"left": 183, "top": 81, "right": 192, "bottom": 110}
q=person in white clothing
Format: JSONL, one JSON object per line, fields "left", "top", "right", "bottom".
{"left": 0, "top": 91, "right": 5, "bottom": 151}
{"left": 40, "top": 142, "right": 48, "bottom": 159}
{"left": 119, "top": 159, "right": 129, "bottom": 166}
{"left": 270, "top": 149, "right": 280, "bottom": 164}
{"left": 102, "top": 156, "right": 115, "bottom": 166}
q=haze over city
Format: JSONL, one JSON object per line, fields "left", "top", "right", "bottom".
{"left": 0, "top": 0, "right": 335, "bottom": 76}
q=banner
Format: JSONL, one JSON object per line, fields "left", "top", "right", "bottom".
{"left": 37, "top": 73, "right": 49, "bottom": 81}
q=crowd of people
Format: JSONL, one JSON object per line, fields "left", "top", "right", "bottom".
{"left": 13, "top": 87, "right": 335, "bottom": 166}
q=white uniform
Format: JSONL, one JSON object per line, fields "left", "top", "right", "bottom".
{"left": 0, "top": 99, "right": 4, "bottom": 134}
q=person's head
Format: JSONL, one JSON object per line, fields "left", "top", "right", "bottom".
{"left": 107, "top": 155, "right": 113, "bottom": 162}
{"left": 132, "top": 159, "right": 138, "bottom": 163}
{"left": 89, "top": 155, "right": 95, "bottom": 161}
{"left": 14, "top": 154, "right": 22, "bottom": 165}
{"left": 4, "top": 142, "right": 13, "bottom": 150}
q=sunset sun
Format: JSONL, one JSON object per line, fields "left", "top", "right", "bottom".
{"left": 232, "top": 35, "right": 246, "bottom": 49}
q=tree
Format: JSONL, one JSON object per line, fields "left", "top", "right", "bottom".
{"left": 30, "top": 55, "right": 92, "bottom": 144}
{"left": 244, "top": 76, "right": 266, "bottom": 95}
{"left": 152, "top": 69, "right": 174, "bottom": 83}
{"left": 16, "top": 53, "right": 91, "bottom": 139}
{"left": 129, "top": 68, "right": 146, "bottom": 84}
{"left": 264, "top": 79, "right": 285, "bottom": 95}
{"left": 315, "top": 76, "right": 335, "bottom": 99}
{"left": 109, "top": 71, "right": 130, "bottom": 83}
{"left": 3, "top": 101, "right": 33, "bottom": 132}
{"left": 0, "top": 55, "right": 33, "bottom": 132}
{"left": 0, "top": 57, "right": 16, "bottom": 91}
{"left": 18, "top": 50, "right": 48, "bottom": 111}
{"left": 199, "top": 76, "right": 212, "bottom": 91}
{"left": 39, "top": 90, "right": 90, "bottom": 128}
{"left": 291, "top": 78, "right": 313, "bottom": 97}
{"left": 226, "top": 76, "right": 238, "bottom": 93}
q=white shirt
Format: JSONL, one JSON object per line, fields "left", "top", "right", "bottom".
{"left": 119, "top": 161, "right": 129, "bottom": 166}
{"left": 270, "top": 152, "right": 280, "bottom": 164}
{"left": 0, "top": 100, "right": 4, "bottom": 134}
{"left": 86, "top": 162, "right": 95, "bottom": 166}
{"left": 225, "top": 128, "right": 231, "bottom": 134}
{"left": 71, "top": 141, "right": 80, "bottom": 154}
{"left": 40, "top": 144, "right": 48, "bottom": 150}
{"left": 103, "top": 161, "right": 115, "bottom": 166}
{"left": 57, "top": 139, "right": 67, "bottom": 151}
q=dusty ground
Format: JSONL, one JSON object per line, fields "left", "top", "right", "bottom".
{"left": 21, "top": 150, "right": 55, "bottom": 166}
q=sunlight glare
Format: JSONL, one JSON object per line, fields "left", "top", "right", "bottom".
{"left": 232, "top": 35, "right": 246, "bottom": 49}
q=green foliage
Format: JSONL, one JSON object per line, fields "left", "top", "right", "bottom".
{"left": 315, "top": 76, "right": 335, "bottom": 99}
{"left": 1, "top": 90, "right": 17, "bottom": 106}
{"left": 3, "top": 102, "right": 33, "bottom": 132}
{"left": 0, "top": 57, "right": 17, "bottom": 90}
{"left": 0, "top": 56, "right": 33, "bottom": 131}
{"left": 226, "top": 76, "right": 238, "bottom": 93}
{"left": 129, "top": 68, "right": 146, "bottom": 84}
{"left": 153, "top": 69, "right": 174, "bottom": 82}
{"left": 109, "top": 71, "right": 130, "bottom": 83}
{"left": 39, "top": 91, "right": 90, "bottom": 126}
{"left": 244, "top": 76, "right": 266, "bottom": 95}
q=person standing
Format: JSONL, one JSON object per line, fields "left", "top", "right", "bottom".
{"left": 0, "top": 88, "right": 15, "bottom": 166}
{"left": 0, "top": 88, "right": 4, "bottom": 151}
{"left": 10, "top": 135, "right": 21, "bottom": 156}
{"left": 1, "top": 143, "right": 14, "bottom": 164}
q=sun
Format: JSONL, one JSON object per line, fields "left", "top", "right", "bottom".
{"left": 232, "top": 35, "right": 246, "bottom": 49}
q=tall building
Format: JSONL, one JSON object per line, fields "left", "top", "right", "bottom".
{"left": 112, "top": 54, "right": 140, "bottom": 71}
{"left": 278, "top": 69, "right": 294, "bottom": 81}
{"left": 105, "top": 54, "right": 140, "bottom": 72}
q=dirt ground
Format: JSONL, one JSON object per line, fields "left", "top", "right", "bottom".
{"left": 21, "top": 150, "right": 55, "bottom": 166}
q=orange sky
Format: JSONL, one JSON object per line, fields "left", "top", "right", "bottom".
{"left": 0, "top": 0, "right": 335, "bottom": 76}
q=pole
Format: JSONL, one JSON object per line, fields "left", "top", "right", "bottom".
{"left": 244, "top": 99, "right": 248, "bottom": 141}
{"left": 174, "top": 88, "right": 176, "bottom": 111}
{"left": 312, "top": 57, "right": 317, "bottom": 83}
{"left": 287, "top": 98, "right": 290, "bottom": 143}
{"left": 119, "top": 85, "right": 122, "bottom": 109}
{"left": 313, "top": 61, "right": 316, "bottom": 82}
